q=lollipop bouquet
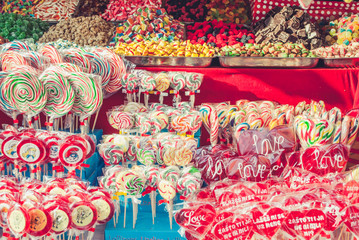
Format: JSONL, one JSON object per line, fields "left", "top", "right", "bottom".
{"left": 0, "top": 40, "right": 132, "bottom": 133}
{"left": 0, "top": 175, "right": 113, "bottom": 240}
{"left": 99, "top": 164, "right": 202, "bottom": 229}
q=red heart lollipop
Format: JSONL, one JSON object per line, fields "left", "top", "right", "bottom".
{"left": 345, "top": 205, "right": 359, "bottom": 237}
{"left": 323, "top": 197, "right": 347, "bottom": 232}
{"left": 175, "top": 204, "right": 216, "bottom": 238}
{"left": 343, "top": 180, "right": 359, "bottom": 200}
{"left": 320, "top": 144, "right": 348, "bottom": 174}
{"left": 212, "top": 214, "right": 253, "bottom": 240}
{"left": 252, "top": 207, "right": 287, "bottom": 239}
{"left": 285, "top": 209, "right": 326, "bottom": 240}
{"left": 301, "top": 146, "right": 325, "bottom": 176}
{"left": 218, "top": 186, "right": 259, "bottom": 210}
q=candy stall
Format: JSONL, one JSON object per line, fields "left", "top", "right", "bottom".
{"left": 0, "top": 0, "right": 359, "bottom": 240}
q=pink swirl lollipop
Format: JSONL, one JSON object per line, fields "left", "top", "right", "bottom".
{"left": 185, "top": 73, "right": 203, "bottom": 92}
{"left": 99, "top": 143, "right": 124, "bottom": 166}
{"left": 39, "top": 45, "right": 63, "bottom": 64}
{"left": 135, "top": 113, "right": 152, "bottom": 135}
{"left": 63, "top": 50, "right": 92, "bottom": 73}
{"left": 1, "top": 51, "right": 28, "bottom": 71}
{"left": 170, "top": 72, "right": 186, "bottom": 91}
{"left": 100, "top": 49, "right": 126, "bottom": 94}
{"left": 108, "top": 111, "right": 133, "bottom": 130}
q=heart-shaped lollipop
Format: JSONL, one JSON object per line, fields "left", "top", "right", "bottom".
{"left": 212, "top": 215, "right": 253, "bottom": 240}
{"left": 175, "top": 203, "right": 216, "bottom": 238}
{"left": 252, "top": 207, "right": 287, "bottom": 239}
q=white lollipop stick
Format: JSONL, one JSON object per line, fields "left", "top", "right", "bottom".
{"left": 151, "top": 191, "right": 156, "bottom": 224}
{"left": 124, "top": 195, "right": 128, "bottom": 228}
{"left": 169, "top": 199, "right": 173, "bottom": 230}
{"left": 132, "top": 198, "right": 137, "bottom": 229}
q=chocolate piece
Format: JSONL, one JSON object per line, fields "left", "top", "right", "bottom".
{"left": 256, "top": 35, "right": 265, "bottom": 44}
{"left": 264, "top": 16, "right": 274, "bottom": 27}
{"left": 308, "top": 30, "right": 320, "bottom": 39}
{"left": 297, "top": 29, "right": 307, "bottom": 38}
{"left": 273, "top": 13, "right": 286, "bottom": 25}
{"left": 273, "top": 25, "right": 282, "bottom": 36}
{"left": 288, "top": 35, "right": 298, "bottom": 43}
{"left": 278, "top": 31, "right": 290, "bottom": 42}
{"left": 289, "top": 17, "right": 300, "bottom": 30}
{"left": 310, "top": 38, "right": 322, "bottom": 49}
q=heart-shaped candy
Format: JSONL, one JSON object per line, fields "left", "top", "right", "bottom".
{"left": 344, "top": 205, "right": 359, "bottom": 237}
{"left": 285, "top": 209, "right": 326, "bottom": 240}
{"left": 175, "top": 204, "right": 216, "bottom": 238}
{"left": 212, "top": 215, "right": 253, "bottom": 240}
{"left": 252, "top": 207, "right": 287, "bottom": 239}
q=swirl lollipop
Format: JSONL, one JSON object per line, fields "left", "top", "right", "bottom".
{"left": 158, "top": 180, "right": 176, "bottom": 229}
{"left": 83, "top": 52, "right": 111, "bottom": 87}
{"left": 176, "top": 177, "right": 201, "bottom": 200}
{"left": 98, "top": 143, "right": 124, "bottom": 166}
{"left": 155, "top": 72, "right": 170, "bottom": 104}
{"left": 125, "top": 173, "right": 145, "bottom": 229}
{"left": 169, "top": 72, "right": 186, "bottom": 104}
{"left": 108, "top": 111, "right": 134, "bottom": 132}
{"left": 39, "top": 45, "right": 63, "bottom": 64}
{"left": 1, "top": 51, "right": 28, "bottom": 71}
{"left": 137, "top": 70, "right": 156, "bottom": 107}
{"left": 67, "top": 72, "right": 103, "bottom": 133}
{"left": 63, "top": 50, "right": 92, "bottom": 73}
{"left": 144, "top": 166, "right": 159, "bottom": 224}
{"left": 40, "top": 67, "right": 75, "bottom": 129}
{"left": 1, "top": 70, "right": 47, "bottom": 127}
{"left": 185, "top": 73, "right": 204, "bottom": 107}
{"left": 136, "top": 148, "right": 156, "bottom": 166}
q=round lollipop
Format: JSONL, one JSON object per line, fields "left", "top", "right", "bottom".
{"left": 90, "top": 195, "right": 114, "bottom": 225}
{"left": 27, "top": 206, "right": 53, "bottom": 237}
{"left": 108, "top": 111, "right": 134, "bottom": 131}
{"left": 1, "top": 51, "right": 28, "bottom": 71}
{"left": 39, "top": 45, "right": 63, "bottom": 64}
{"left": 83, "top": 52, "right": 111, "bottom": 87}
{"left": 70, "top": 201, "right": 98, "bottom": 231}
{"left": 40, "top": 67, "right": 75, "bottom": 129}
{"left": 17, "top": 137, "right": 47, "bottom": 179}
{"left": 158, "top": 180, "right": 176, "bottom": 229}
{"left": 45, "top": 202, "right": 71, "bottom": 235}
{"left": 1, "top": 70, "right": 47, "bottom": 127}
{"left": 7, "top": 204, "right": 30, "bottom": 238}
{"left": 67, "top": 71, "right": 103, "bottom": 133}
{"left": 99, "top": 144, "right": 124, "bottom": 166}
{"left": 63, "top": 50, "right": 92, "bottom": 73}
{"left": 144, "top": 166, "right": 159, "bottom": 224}
{"left": 58, "top": 140, "right": 86, "bottom": 173}
{"left": 185, "top": 73, "right": 204, "bottom": 107}
{"left": 124, "top": 173, "right": 145, "bottom": 229}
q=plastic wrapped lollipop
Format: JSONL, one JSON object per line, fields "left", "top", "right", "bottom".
{"left": 0, "top": 72, "right": 20, "bottom": 127}
{"left": 158, "top": 180, "right": 177, "bottom": 229}
{"left": 124, "top": 170, "right": 145, "bottom": 229}
{"left": 7, "top": 203, "right": 30, "bottom": 238}
{"left": 1, "top": 51, "right": 29, "bottom": 71}
{"left": 135, "top": 113, "right": 152, "bottom": 135}
{"left": 67, "top": 71, "right": 103, "bottom": 134}
{"left": 169, "top": 72, "right": 186, "bottom": 104}
{"left": 185, "top": 72, "right": 204, "bottom": 107}
{"left": 39, "top": 44, "right": 63, "bottom": 64}
{"left": 150, "top": 111, "right": 169, "bottom": 130}
{"left": 62, "top": 49, "right": 92, "bottom": 73}
{"left": 40, "top": 66, "right": 75, "bottom": 131}
{"left": 121, "top": 72, "right": 139, "bottom": 102}
{"left": 1, "top": 69, "right": 47, "bottom": 128}
{"left": 155, "top": 72, "right": 170, "bottom": 104}
{"left": 136, "top": 70, "right": 156, "bottom": 107}
{"left": 144, "top": 166, "right": 159, "bottom": 224}
{"left": 108, "top": 111, "right": 134, "bottom": 133}
{"left": 176, "top": 176, "right": 201, "bottom": 200}
{"left": 99, "top": 143, "right": 125, "bottom": 166}
{"left": 83, "top": 52, "right": 111, "bottom": 88}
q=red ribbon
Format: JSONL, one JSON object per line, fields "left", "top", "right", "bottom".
{"left": 19, "top": 166, "right": 27, "bottom": 172}
{"left": 53, "top": 165, "right": 65, "bottom": 172}
{"left": 89, "top": 228, "right": 95, "bottom": 232}
{"left": 80, "top": 121, "right": 85, "bottom": 126}
{"left": 220, "top": 139, "right": 226, "bottom": 143}
{"left": 31, "top": 166, "right": 41, "bottom": 173}
{"left": 320, "top": 231, "right": 331, "bottom": 239}
{"left": 3, "top": 232, "right": 9, "bottom": 237}
{"left": 34, "top": 116, "right": 39, "bottom": 121}
{"left": 158, "top": 199, "right": 169, "bottom": 205}
{"left": 144, "top": 91, "right": 149, "bottom": 95}
{"left": 189, "top": 91, "right": 195, "bottom": 96}
{"left": 81, "top": 163, "right": 90, "bottom": 168}
{"left": 8, "top": 237, "right": 19, "bottom": 240}
{"left": 75, "top": 237, "right": 79, "bottom": 240}
{"left": 45, "top": 122, "right": 53, "bottom": 127}
{"left": 13, "top": 119, "right": 18, "bottom": 124}
{"left": 180, "top": 196, "right": 186, "bottom": 200}
{"left": 142, "top": 186, "right": 156, "bottom": 196}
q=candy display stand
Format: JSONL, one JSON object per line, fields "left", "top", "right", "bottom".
{"left": 105, "top": 194, "right": 185, "bottom": 240}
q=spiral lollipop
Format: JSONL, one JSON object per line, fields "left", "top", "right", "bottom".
{"left": 137, "top": 148, "right": 156, "bottom": 166}
{"left": 185, "top": 73, "right": 203, "bottom": 107}
{"left": 67, "top": 72, "right": 103, "bottom": 121}
{"left": 135, "top": 113, "right": 152, "bottom": 135}
{"left": 24, "top": 51, "right": 46, "bottom": 70}
{"left": 99, "top": 144, "right": 124, "bottom": 166}
{"left": 161, "top": 166, "right": 180, "bottom": 183}
{"left": 1, "top": 70, "right": 47, "bottom": 126}
{"left": 3, "top": 41, "right": 33, "bottom": 52}
{"left": 158, "top": 180, "right": 176, "bottom": 229}
{"left": 170, "top": 72, "right": 186, "bottom": 91}
{"left": 200, "top": 104, "right": 218, "bottom": 146}
{"left": 56, "top": 63, "right": 82, "bottom": 72}
{"left": 150, "top": 111, "right": 168, "bottom": 130}
{"left": 83, "top": 52, "right": 111, "bottom": 87}
{"left": 39, "top": 45, "right": 63, "bottom": 64}
{"left": 1, "top": 51, "right": 28, "bottom": 71}
{"left": 63, "top": 50, "right": 92, "bottom": 73}
{"left": 40, "top": 67, "right": 75, "bottom": 127}
{"left": 124, "top": 172, "right": 145, "bottom": 229}
{"left": 108, "top": 111, "right": 134, "bottom": 131}
{"left": 177, "top": 177, "right": 201, "bottom": 200}
{"left": 155, "top": 72, "right": 170, "bottom": 92}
